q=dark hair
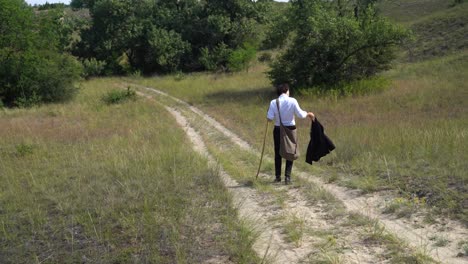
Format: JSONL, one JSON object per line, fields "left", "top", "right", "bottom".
{"left": 276, "top": 83, "right": 289, "bottom": 96}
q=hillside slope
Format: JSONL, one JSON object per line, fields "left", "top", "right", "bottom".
{"left": 378, "top": 0, "right": 468, "bottom": 60}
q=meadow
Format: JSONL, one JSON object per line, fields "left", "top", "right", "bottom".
{"left": 129, "top": 50, "right": 467, "bottom": 225}
{"left": 1, "top": 1, "right": 467, "bottom": 262}
{"left": 0, "top": 79, "right": 258, "bottom": 263}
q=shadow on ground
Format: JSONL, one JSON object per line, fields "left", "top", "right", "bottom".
{"left": 206, "top": 86, "right": 275, "bottom": 105}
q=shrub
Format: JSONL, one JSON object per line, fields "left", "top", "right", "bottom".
{"left": 82, "top": 58, "right": 106, "bottom": 79}
{"left": 199, "top": 43, "right": 232, "bottom": 72}
{"left": 227, "top": 43, "right": 257, "bottom": 72}
{"left": 1, "top": 50, "right": 82, "bottom": 107}
{"left": 258, "top": 52, "right": 272, "bottom": 63}
{"left": 102, "top": 87, "right": 137, "bottom": 105}
{"left": 268, "top": 1, "right": 409, "bottom": 90}
{"left": 0, "top": 0, "right": 83, "bottom": 107}
{"left": 15, "top": 143, "right": 35, "bottom": 157}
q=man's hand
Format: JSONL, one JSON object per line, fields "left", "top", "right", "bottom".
{"left": 307, "top": 112, "right": 315, "bottom": 121}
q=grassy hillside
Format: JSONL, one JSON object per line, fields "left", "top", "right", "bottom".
{"left": 378, "top": 0, "right": 468, "bottom": 61}
{"left": 130, "top": 49, "right": 467, "bottom": 224}
{"left": 0, "top": 80, "right": 258, "bottom": 263}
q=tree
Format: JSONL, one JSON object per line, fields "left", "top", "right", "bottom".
{"left": 134, "top": 26, "right": 190, "bottom": 73}
{"left": 269, "top": 0, "right": 409, "bottom": 89}
{"left": 75, "top": 0, "right": 265, "bottom": 74}
{"left": 0, "top": 0, "right": 82, "bottom": 106}
{"left": 70, "top": 0, "right": 96, "bottom": 9}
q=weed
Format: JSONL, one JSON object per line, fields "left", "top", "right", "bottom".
{"left": 283, "top": 214, "right": 305, "bottom": 247}
{"left": 383, "top": 197, "right": 426, "bottom": 218}
{"left": 429, "top": 235, "right": 450, "bottom": 247}
{"left": 363, "top": 219, "right": 387, "bottom": 244}
{"left": 173, "top": 71, "right": 186, "bottom": 81}
{"left": 101, "top": 86, "right": 137, "bottom": 105}
{"left": 312, "top": 252, "right": 343, "bottom": 264}
{"left": 15, "top": 143, "right": 35, "bottom": 157}
{"left": 309, "top": 235, "right": 344, "bottom": 264}
{"left": 344, "top": 212, "right": 370, "bottom": 227}
{"left": 457, "top": 240, "right": 468, "bottom": 256}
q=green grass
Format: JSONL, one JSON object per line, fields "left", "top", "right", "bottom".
{"left": 378, "top": 0, "right": 468, "bottom": 61}
{"left": 128, "top": 50, "right": 468, "bottom": 225}
{"left": 131, "top": 70, "right": 438, "bottom": 263}
{"left": 283, "top": 214, "right": 305, "bottom": 247}
{"left": 0, "top": 79, "right": 259, "bottom": 263}
{"left": 407, "top": 3, "right": 468, "bottom": 61}
{"left": 377, "top": 0, "right": 451, "bottom": 24}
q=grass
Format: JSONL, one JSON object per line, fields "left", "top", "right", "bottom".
{"left": 283, "top": 214, "right": 305, "bottom": 247}
{"left": 127, "top": 49, "right": 468, "bottom": 225}
{"left": 377, "top": 0, "right": 452, "bottom": 24}
{"left": 457, "top": 240, "right": 468, "bottom": 256}
{"left": 133, "top": 75, "right": 437, "bottom": 264}
{"left": 429, "top": 235, "right": 450, "bottom": 247}
{"left": 378, "top": 0, "right": 468, "bottom": 61}
{"left": 101, "top": 86, "right": 137, "bottom": 104}
{"left": 0, "top": 79, "right": 259, "bottom": 263}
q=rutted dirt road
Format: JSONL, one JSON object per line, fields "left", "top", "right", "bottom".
{"left": 129, "top": 83, "right": 468, "bottom": 264}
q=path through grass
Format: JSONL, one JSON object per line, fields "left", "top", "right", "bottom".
{"left": 128, "top": 51, "right": 467, "bottom": 225}
{"left": 0, "top": 79, "right": 258, "bottom": 263}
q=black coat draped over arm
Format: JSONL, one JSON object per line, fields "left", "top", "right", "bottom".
{"left": 306, "top": 118, "right": 336, "bottom": 165}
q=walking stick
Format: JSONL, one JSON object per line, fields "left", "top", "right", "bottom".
{"left": 256, "top": 120, "right": 269, "bottom": 180}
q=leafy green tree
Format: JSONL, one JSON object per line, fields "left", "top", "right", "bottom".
{"left": 135, "top": 26, "right": 190, "bottom": 73}
{"left": 261, "top": 1, "right": 291, "bottom": 49}
{"left": 269, "top": 0, "right": 409, "bottom": 89}
{"left": 76, "top": 0, "right": 265, "bottom": 74}
{"left": 76, "top": 0, "right": 147, "bottom": 74}
{"left": 0, "top": 0, "right": 82, "bottom": 106}
{"left": 199, "top": 43, "right": 231, "bottom": 71}
{"left": 70, "top": 0, "right": 96, "bottom": 9}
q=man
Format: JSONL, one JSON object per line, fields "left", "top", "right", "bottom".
{"left": 267, "top": 83, "right": 315, "bottom": 184}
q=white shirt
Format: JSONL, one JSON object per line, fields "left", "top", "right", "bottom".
{"left": 267, "top": 94, "right": 308, "bottom": 126}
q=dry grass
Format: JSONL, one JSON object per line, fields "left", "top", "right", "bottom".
{"left": 0, "top": 79, "right": 259, "bottom": 263}
{"left": 128, "top": 50, "right": 468, "bottom": 224}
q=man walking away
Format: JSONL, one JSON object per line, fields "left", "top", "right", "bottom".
{"left": 267, "top": 84, "right": 314, "bottom": 184}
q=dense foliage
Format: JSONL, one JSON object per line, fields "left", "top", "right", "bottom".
{"left": 0, "top": 0, "right": 411, "bottom": 106}
{"left": 268, "top": 0, "right": 410, "bottom": 89}
{"left": 74, "top": 0, "right": 270, "bottom": 74}
{"left": 0, "top": 0, "right": 82, "bottom": 106}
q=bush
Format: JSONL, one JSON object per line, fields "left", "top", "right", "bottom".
{"left": 15, "top": 143, "right": 35, "bottom": 157}
{"left": 227, "top": 43, "right": 257, "bottom": 72}
{"left": 199, "top": 43, "right": 232, "bottom": 72}
{"left": 258, "top": 52, "right": 272, "bottom": 63}
{"left": 102, "top": 87, "right": 137, "bottom": 105}
{"left": 0, "top": 0, "right": 83, "bottom": 107}
{"left": 82, "top": 58, "right": 106, "bottom": 79}
{"left": 129, "top": 26, "right": 190, "bottom": 74}
{"left": 268, "top": 1, "right": 409, "bottom": 90}
{"left": 1, "top": 50, "right": 83, "bottom": 107}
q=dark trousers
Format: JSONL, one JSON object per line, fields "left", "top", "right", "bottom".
{"left": 273, "top": 126, "right": 295, "bottom": 179}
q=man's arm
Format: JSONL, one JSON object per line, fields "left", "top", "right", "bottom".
{"left": 266, "top": 101, "right": 275, "bottom": 121}
{"left": 294, "top": 99, "right": 315, "bottom": 120}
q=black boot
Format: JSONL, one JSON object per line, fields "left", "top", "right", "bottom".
{"left": 274, "top": 176, "right": 281, "bottom": 183}
{"left": 285, "top": 176, "right": 291, "bottom": 185}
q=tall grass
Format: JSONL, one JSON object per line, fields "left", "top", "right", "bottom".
{"left": 129, "top": 51, "right": 468, "bottom": 224}
{"left": 0, "top": 79, "right": 258, "bottom": 263}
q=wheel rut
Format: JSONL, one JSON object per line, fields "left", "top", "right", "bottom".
{"left": 128, "top": 83, "right": 468, "bottom": 264}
